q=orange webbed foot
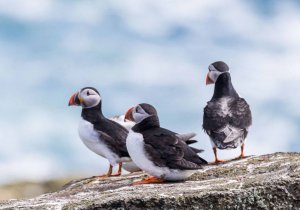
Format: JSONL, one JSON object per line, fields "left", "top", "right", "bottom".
{"left": 209, "top": 159, "right": 227, "bottom": 165}
{"left": 93, "top": 172, "right": 121, "bottom": 178}
{"left": 133, "top": 176, "right": 164, "bottom": 185}
{"left": 109, "top": 172, "right": 121, "bottom": 177}
{"left": 93, "top": 175, "right": 109, "bottom": 179}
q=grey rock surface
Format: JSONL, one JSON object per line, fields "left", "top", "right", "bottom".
{"left": 0, "top": 152, "right": 299, "bottom": 210}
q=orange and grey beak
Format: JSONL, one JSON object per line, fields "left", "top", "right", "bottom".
{"left": 125, "top": 107, "right": 134, "bottom": 121}
{"left": 205, "top": 73, "right": 214, "bottom": 85}
{"left": 68, "top": 92, "right": 81, "bottom": 106}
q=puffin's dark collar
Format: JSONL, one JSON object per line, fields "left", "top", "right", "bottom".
{"left": 132, "top": 115, "right": 160, "bottom": 132}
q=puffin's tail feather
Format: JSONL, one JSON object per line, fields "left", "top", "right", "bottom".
{"left": 189, "top": 146, "right": 204, "bottom": 154}
{"left": 185, "top": 140, "right": 198, "bottom": 145}
{"left": 176, "top": 132, "right": 196, "bottom": 141}
{"left": 198, "top": 156, "right": 208, "bottom": 165}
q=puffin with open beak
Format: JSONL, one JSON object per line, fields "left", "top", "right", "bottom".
{"left": 125, "top": 103, "right": 207, "bottom": 185}
{"left": 203, "top": 61, "right": 252, "bottom": 164}
{"left": 68, "top": 87, "right": 131, "bottom": 177}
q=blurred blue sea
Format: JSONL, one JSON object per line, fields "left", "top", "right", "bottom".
{"left": 0, "top": 0, "right": 300, "bottom": 184}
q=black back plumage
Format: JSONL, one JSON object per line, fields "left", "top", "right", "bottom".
{"left": 133, "top": 109, "right": 207, "bottom": 170}
{"left": 212, "top": 73, "right": 239, "bottom": 98}
{"left": 203, "top": 72, "right": 252, "bottom": 149}
{"left": 82, "top": 102, "right": 129, "bottom": 158}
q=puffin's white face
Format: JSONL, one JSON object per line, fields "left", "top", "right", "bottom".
{"left": 206, "top": 64, "right": 224, "bottom": 85}
{"left": 132, "top": 105, "right": 150, "bottom": 123}
{"left": 78, "top": 88, "right": 101, "bottom": 108}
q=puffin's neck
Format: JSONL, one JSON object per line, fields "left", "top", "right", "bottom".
{"left": 132, "top": 115, "right": 160, "bottom": 132}
{"left": 81, "top": 102, "right": 104, "bottom": 124}
{"left": 212, "top": 72, "right": 239, "bottom": 99}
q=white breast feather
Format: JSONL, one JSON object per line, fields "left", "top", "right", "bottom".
{"left": 110, "top": 115, "right": 135, "bottom": 131}
{"left": 78, "top": 119, "right": 119, "bottom": 166}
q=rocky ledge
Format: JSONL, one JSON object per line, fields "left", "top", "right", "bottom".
{"left": 0, "top": 152, "right": 299, "bottom": 210}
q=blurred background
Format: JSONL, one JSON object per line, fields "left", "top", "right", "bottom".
{"left": 0, "top": 0, "right": 300, "bottom": 200}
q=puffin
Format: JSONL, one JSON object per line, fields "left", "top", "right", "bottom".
{"left": 203, "top": 61, "right": 252, "bottom": 164}
{"left": 110, "top": 115, "right": 135, "bottom": 131}
{"left": 110, "top": 115, "right": 141, "bottom": 173}
{"left": 68, "top": 87, "right": 131, "bottom": 177}
{"left": 125, "top": 103, "right": 207, "bottom": 184}
{"left": 111, "top": 115, "right": 200, "bottom": 173}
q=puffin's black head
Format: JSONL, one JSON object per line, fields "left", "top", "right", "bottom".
{"left": 206, "top": 61, "right": 230, "bottom": 85}
{"left": 68, "top": 87, "right": 101, "bottom": 108}
{"left": 125, "top": 103, "right": 158, "bottom": 124}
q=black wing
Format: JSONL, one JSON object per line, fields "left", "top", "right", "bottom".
{"left": 94, "top": 118, "right": 129, "bottom": 158}
{"left": 143, "top": 128, "right": 207, "bottom": 170}
{"left": 203, "top": 99, "right": 227, "bottom": 134}
{"left": 229, "top": 98, "right": 252, "bottom": 129}
{"left": 96, "top": 130, "right": 129, "bottom": 158}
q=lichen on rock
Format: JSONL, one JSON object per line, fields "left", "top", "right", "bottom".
{"left": 0, "top": 152, "right": 299, "bottom": 210}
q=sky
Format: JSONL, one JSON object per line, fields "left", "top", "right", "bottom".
{"left": 0, "top": 0, "right": 300, "bottom": 184}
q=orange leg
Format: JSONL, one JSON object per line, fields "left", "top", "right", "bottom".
{"left": 238, "top": 143, "right": 245, "bottom": 159}
{"left": 95, "top": 163, "right": 123, "bottom": 178}
{"left": 110, "top": 163, "right": 122, "bottom": 177}
{"left": 94, "top": 164, "right": 113, "bottom": 178}
{"left": 133, "top": 176, "right": 164, "bottom": 185}
{"left": 209, "top": 147, "right": 226, "bottom": 164}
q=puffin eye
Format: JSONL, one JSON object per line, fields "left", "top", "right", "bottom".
{"left": 136, "top": 106, "right": 141, "bottom": 113}
{"left": 87, "top": 91, "right": 90, "bottom": 96}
